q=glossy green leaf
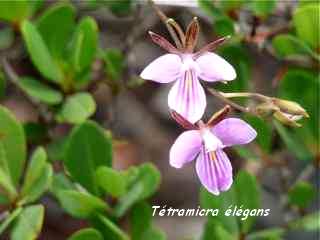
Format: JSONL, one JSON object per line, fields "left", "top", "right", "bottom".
{"left": 21, "top": 164, "right": 52, "bottom": 204}
{"left": 0, "top": 208, "right": 22, "bottom": 235}
{"left": 0, "top": 165, "right": 17, "bottom": 200}
{"left": 91, "top": 214, "right": 130, "bottom": 240}
{"left": 105, "top": 0, "right": 132, "bottom": 16}
{"left": 103, "top": 49, "right": 125, "bottom": 81}
{"left": 244, "top": 115, "right": 272, "bottom": 153}
{"left": 288, "top": 181, "right": 316, "bottom": 209}
{"left": 114, "top": 163, "right": 161, "bottom": 218}
{"left": 50, "top": 173, "right": 75, "bottom": 196}
{"left": 11, "top": 205, "right": 44, "bottom": 240}
{"left": 278, "top": 69, "right": 319, "bottom": 144}
{"left": 20, "top": 147, "right": 47, "bottom": 196}
{"left": 202, "top": 220, "right": 235, "bottom": 240}
{"left": 64, "top": 121, "right": 112, "bottom": 195}
{"left": 141, "top": 228, "right": 166, "bottom": 240}
{"left": 18, "top": 77, "right": 63, "bottom": 105}
{"left": 214, "top": 16, "right": 235, "bottom": 36}
{"left": 217, "top": 44, "right": 250, "bottom": 93}
{"left": 0, "top": 1, "right": 30, "bottom": 22}
{"left": 200, "top": 187, "right": 239, "bottom": 235}
{"left": 70, "top": 17, "right": 98, "bottom": 72}
{"left": 247, "top": 228, "right": 285, "bottom": 240}
{"left": 248, "top": 0, "right": 277, "bottom": 17}
{"left": 21, "top": 20, "right": 63, "bottom": 83}
{"left": 68, "top": 228, "right": 103, "bottom": 240}
{"left": 293, "top": 4, "right": 320, "bottom": 49}
{"left": 0, "top": 27, "right": 14, "bottom": 50}
{"left": 96, "top": 166, "right": 126, "bottom": 197}
{"left": 272, "top": 34, "right": 319, "bottom": 61}
{"left": 288, "top": 211, "right": 320, "bottom": 231}
{"left": 36, "top": 3, "right": 75, "bottom": 58}
{"left": 57, "top": 190, "right": 108, "bottom": 219}
{"left": 0, "top": 106, "right": 26, "bottom": 186}
{"left": 234, "top": 170, "right": 260, "bottom": 233}
{"left": 273, "top": 120, "right": 313, "bottom": 161}
{"left": 56, "top": 92, "right": 96, "bottom": 124}
{"left": 130, "top": 201, "right": 152, "bottom": 240}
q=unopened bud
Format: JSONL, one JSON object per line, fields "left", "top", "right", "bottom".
{"left": 255, "top": 102, "right": 278, "bottom": 117}
{"left": 273, "top": 110, "right": 302, "bottom": 127}
{"left": 272, "top": 98, "right": 309, "bottom": 118}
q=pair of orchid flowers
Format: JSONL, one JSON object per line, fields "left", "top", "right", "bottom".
{"left": 139, "top": 18, "right": 257, "bottom": 195}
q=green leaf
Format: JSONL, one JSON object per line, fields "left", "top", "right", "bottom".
{"left": 0, "top": 208, "right": 22, "bottom": 235}
{"left": 217, "top": 44, "right": 250, "bottom": 93}
{"left": 141, "top": 228, "right": 166, "bottom": 240}
{"left": 293, "top": 4, "right": 320, "bottom": 49}
{"left": 50, "top": 173, "right": 75, "bottom": 196}
{"left": 91, "top": 214, "right": 130, "bottom": 240}
{"left": 70, "top": 17, "right": 98, "bottom": 73}
{"left": 198, "top": 0, "right": 224, "bottom": 19}
{"left": 0, "top": 106, "right": 26, "bottom": 186}
{"left": 56, "top": 92, "right": 96, "bottom": 124}
{"left": 57, "top": 190, "right": 108, "bottom": 219}
{"left": 247, "top": 228, "right": 285, "bottom": 240}
{"left": 244, "top": 115, "right": 272, "bottom": 153}
{"left": 64, "top": 121, "right": 112, "bottom": 195}
{"left": 272, "top": 34, "right": 319, "bottom": 61}
{"left": 46, "top": 136, "right": 69, "bottom": 162}
{"left": 130, "top": 201, "right": 152, "bottom": 240}
{"left": 0, "top": 27, "right": 14, "bottom": 50}
{"left": 114, "top": 163, "right": 161, "bottom": 218}
{"left": 273, "top": 120, "right": 313, "bottom": 161}
{"left": 288, "top": 181, "right": 316, "bottom": 209}
{"left": 202, "top": 220, "right": 235, "bottom": 240}
{"left": 11, "top": 205, "right": 45, "bottom": 240}
{"left": 200, "top": 171, "right": 260, "bottom": 235}
{"left": 105, "top": 0, "right": 132, "bottom": 16}
{"left": 18, "top": 76, "right": 63, "bottom": 105}
{"left": 278, "top": 69, "right": 319, "bottom": 144}
{"left": 200, "top": 187, "right": 239, "bottom": 235}
{"left": 96, "top": 166, "right": 126, "bottom": 197}
{"left": 288, "top": 211, "right": 320, "bottom": 231}
{"left": 68, "top": 228, "right": 103, "bottom": 240}
{"left": 20, "top": 164, "right": 52, "bottom": 205}
{"left": 20, "top": 147, "right": 47, "bottom": 196}
{"left": 0, "top": 143, "right": 17, "bottom": 199}
{"left": 214, "top": 16, "right": 235, "bottom": 36}
{"left": 0, "top": 1, "right": 30, "bottom": 22}
{"left": 234, "top": 170, "right": 260, "bottom": 233}
{"left": 21, "top": 20, "right": 63, "bottom": 83}
{"left": 248, "top": 0, "right": 277, "bottom": 17}
{"left": 36, "top": 3, "right": 75, "bottom": 58}
{"left": 103, "top": 49, "right": 125, "bottom": 81}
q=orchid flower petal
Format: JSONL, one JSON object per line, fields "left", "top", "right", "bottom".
{"left": 140, "top": 54, "right": 182, "bottom": 83}
{"left": 168, "top": 70, "right": 206, "bottom": 123}
{"left": 195, "top": 52, "right": 236, "bottom": 81}
{"left": 169, "top": 130, "right": 202, "bottom": 168}
{"left": 211, "top": 118, "right": 257, "bottom": 147}
{"left": 196, "top": 148, "right": 233, "bottom": 195}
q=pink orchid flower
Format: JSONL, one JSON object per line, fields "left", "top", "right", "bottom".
{"left": 169, "top": 109, "right": 257, "bottom": 195}
{"left": 140, "top": 18, "right": 236, "bottom": 123}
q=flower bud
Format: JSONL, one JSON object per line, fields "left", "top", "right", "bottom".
{"left": 273, "top": 110, "right": 303, "bottom": 127}
{"left": 255, "top": 102, "right": 278, "bottom": 117}
{"left": 272, "top": 98, "right": 309, "bottom": 118}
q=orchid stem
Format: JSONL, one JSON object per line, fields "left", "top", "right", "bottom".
{"left": 207, "top": 88, "right": 258, "bottom": 116}
{"left": 147, "top": 0, "right": 183, "bottom": 49}
{"left": 219, "top": 92, "right": 271, "bottom": 102}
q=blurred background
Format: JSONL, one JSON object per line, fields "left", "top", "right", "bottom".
{"left": 0, "top": 1, "right": 319, "bottom": 240}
